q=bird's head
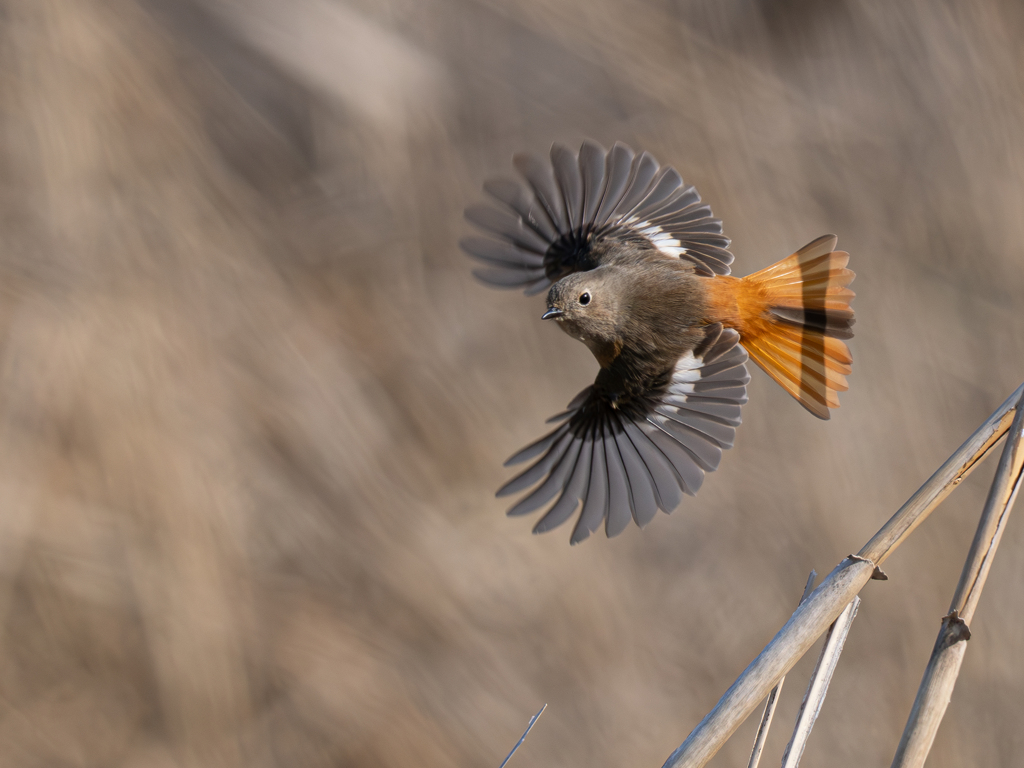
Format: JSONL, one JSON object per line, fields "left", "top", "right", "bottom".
{"left": 543, "top": 269, "right": 624, "bottom": 355}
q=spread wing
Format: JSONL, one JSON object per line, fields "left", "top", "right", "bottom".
{"left": 497, "top": 326, "right": 749, "bottom": 543}
{"left": 461, "top": 141, "right": 734, "bottom": 295}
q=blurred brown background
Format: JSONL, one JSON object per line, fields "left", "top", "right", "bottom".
{"left": 2, "top": 0, "right": 1024, "bottom": 765}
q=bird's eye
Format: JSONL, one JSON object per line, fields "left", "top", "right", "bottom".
{"left": 578, "top": 292, "right": 591, "bottom": 306}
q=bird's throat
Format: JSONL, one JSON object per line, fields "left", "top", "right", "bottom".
{"left": 583, "top": 336, "right": 623, "bottom": 368}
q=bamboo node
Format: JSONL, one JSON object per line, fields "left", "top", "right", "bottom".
{"left": 939, "top": 610, "right": 972, "bottom": 648}
{"left": 846, "top": 554, "right": 880, "bottom": 571}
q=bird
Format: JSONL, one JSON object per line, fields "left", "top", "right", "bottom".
{"left": 461, "top": 140, "right": 854, "bottom": 544}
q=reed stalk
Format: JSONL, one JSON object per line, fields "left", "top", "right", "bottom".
{"left": 661, "top": 381, "right": 1024, "bottom": 768}
{"left": 889, "top": 388, "right": 1024, "bottom": 768}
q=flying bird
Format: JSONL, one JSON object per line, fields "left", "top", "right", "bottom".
{"left": 461, "top": 141, "right": 854, "bottom": 543}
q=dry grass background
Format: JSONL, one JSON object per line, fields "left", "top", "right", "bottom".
{"left": 1, "top": 0, "right": 1024, "bottom": 765}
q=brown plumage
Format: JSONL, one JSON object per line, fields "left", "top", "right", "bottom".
{"left": 463, "top": 140, "right": 855, "bottom": 542}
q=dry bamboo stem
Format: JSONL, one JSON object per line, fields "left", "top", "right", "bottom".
{"left": 746, "top": 572, "right": 817, "bottom": 768}
{"left": 661, "top": 381, "right": 1024, "bottom": 768}
{"left": 780, "top": 596, "right": 860, "bottom": 768}
{"left": 890, "top": 390, "right": 1024, "bottom": 768}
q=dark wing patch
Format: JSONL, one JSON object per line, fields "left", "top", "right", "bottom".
{"left": 461, "top": 141, "right": 734, "bottom": 294}
{"left": 497, "top": 328, "right": 750, "bottom": 543}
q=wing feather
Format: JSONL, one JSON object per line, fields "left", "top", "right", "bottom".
{"left": 505, "top": 432, "right": 584, "bottom": 517}
{"left": 572, "top": 420, "right": 609, "bottom": 544}
{"left": 512, "top": 152, "right": 567, "bottom": 233}
{"left": 611, "top": 152, "right": 661, "bottom": 221}
{"left": 603, "top": 416, "right": 633, "bottom": 538}
{"left": 496, "top": 328, "right": 748, "bottom": 540}
{"left": 614, "top": 427, "right": 659, "bottom": 528}
{"left": 578, "top": 140, "right": 608, "bottom": 228}
{"left": 460, "top": 236, "right": 544, "bottom": 268}
{"left": 483, "top": 178, "right": 560, "bottom": 242}
{"left": 593, "top": 142, "right": 636, "bottom": 225}
{"left": 622, "top": 419, "right": 684, "bottom": 513}
{"left": 534, "top": 433, "right": 592, "bottom": 533}
{"left": 551, "top": 144, "right": 584, "bottom": 232}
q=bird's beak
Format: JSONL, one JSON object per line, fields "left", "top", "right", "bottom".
{"left": 541, "top": 307, "right": 564, "bottom": 320}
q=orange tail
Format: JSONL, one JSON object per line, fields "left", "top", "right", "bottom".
{"left": 705, "top": 235, "right": 855, "bottom": 419}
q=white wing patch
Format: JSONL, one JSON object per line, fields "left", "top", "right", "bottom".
{"left": 626, "top": 217, "right": 689, "bottom": 258}
{"left": 667, "top": 351, "right": 703, "bottom": 394}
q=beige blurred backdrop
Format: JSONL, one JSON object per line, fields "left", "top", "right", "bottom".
{"left": 1, "top": 0, "right": 1024, "bottom": 766}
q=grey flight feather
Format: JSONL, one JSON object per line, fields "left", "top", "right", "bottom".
{"left": 602, "top": 424, "right": 633, "bottom": 538}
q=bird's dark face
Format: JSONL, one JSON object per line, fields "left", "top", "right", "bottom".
{"left": 543, "top": 269, "right": 624, "bottom": 355}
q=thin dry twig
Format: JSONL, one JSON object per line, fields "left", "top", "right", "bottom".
{"left": 890, "top": 388, "right": 1024, "bottom": 768}
{"left": 499, "top": 704, "right": 548, "bottom": 768}
{"left": 747, "top": 571, "right": 817, "bottom": 768}
{"left": 661, "top": 381, "right": 1024, "bottom": 768}
{"left": 780, "top": 596, "right": 861, "bottom": 768}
